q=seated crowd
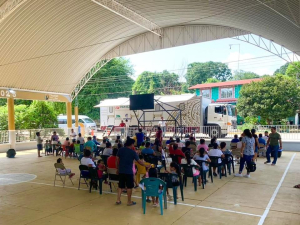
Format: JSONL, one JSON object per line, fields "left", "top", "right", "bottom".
{"left": 48, "top": 127, "right": 279, "bottom": 207}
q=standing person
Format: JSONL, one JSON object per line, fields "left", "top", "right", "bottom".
{"left": 251, "top": 129, "right": 259, "bottom": 155}
{"left": 156, "top": 127, "right": 163, "bottom": 144}
{"left": 77, "top": 133, "right": 85, "bottom": 152}
{"left": 158, "top": 117, "right": 167, "bottom": 137}
{"left": 70, "top": 129, "right": 77, "bottom": 142}
{"left": 50, "top": 131, "right": 59, "bottom": 145}
{"left": 235, "top": 129, "right": 256, "bottom": 178}
{"left": 119, "top": 120, "right": 126, "bottom": 137}
{"left": 115, "top": 138, "right": 149, "bottom": 206}
{"left": 152, "top": 139, "right": 162, "bottom": 156}
{"left": 263, "top": 131, "right": 269, "bottom": 143}
{"left": 36, "top": 132, "right": 43, "bottom": 157}
{"left": 265, "top": 127, "right": 282, "bottom": 166}
{"left": 135, "top": 129, "right": 144, "bottom": 148}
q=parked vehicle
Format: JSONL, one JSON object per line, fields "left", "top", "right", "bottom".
{"left": 95, "top": 94, "right": 237, "bottom": 137}
{"left": 57, "top": 115, "right": 97, "bottom": 134}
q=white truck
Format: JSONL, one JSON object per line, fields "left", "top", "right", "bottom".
{"left": 95, "top": 94, "right": 237, "bottom": 138}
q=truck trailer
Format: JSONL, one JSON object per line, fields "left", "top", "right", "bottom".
{"left": 94, "top": 94, "right": 237, "bottom": 138}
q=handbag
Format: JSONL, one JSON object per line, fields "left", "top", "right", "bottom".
{"left": 246, "top": 161, "right": 256, "bottom": 173}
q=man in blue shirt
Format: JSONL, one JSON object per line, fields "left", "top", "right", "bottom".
{"left": 231, "top": 134, "right": 239, "bottom": 143}
{"left": 258, "top": 133, "right": 266, "bottom": 145}
{"left": 92, "top": 136, "right": 100, "bottom": 145}
{"left": 141, "top": 142, "right": 155, "bottom": 155}
{"left": 116, "top": 138, "right": 149, "bottom": 206}
{"left": 135, "top": 129, "right": 144, "bottom": 148}
{"left": 166, "top": 137, "right": 174, "bottom": 145}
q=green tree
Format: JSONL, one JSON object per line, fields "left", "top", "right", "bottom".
{"left": 185, "top": 61, "right": 232, "bottom": 87}
{"left": 273, "top": 62, "right": 290, "bottom": 75}
{"left": 75, "top": 58, "right": 134, "bottom": 121}
{"left": 232, "top": 70, "right": 260, "bottom": 80}
{"left": 23, "top": 101, "right": 59, "bottom": 129}
{"left": 237, "top": 75, "right": 300, "bottom": 124}
{"left": 204, "top": 78, "right": 220, "bottom": 83}
{"left": 132, "top": 70, "right": 180, "bottom": 95}
{"left": 285, "top": 62, "right": 300, "bottom": 79}
{"left": 0, "top": 101, "right": 58, "bottom": 130}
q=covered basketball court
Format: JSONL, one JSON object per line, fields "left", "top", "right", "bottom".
{"left": 0, "top": 0, "right": 300, "bottom": 224}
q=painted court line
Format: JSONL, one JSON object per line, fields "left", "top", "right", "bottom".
{"left": 258, "top": 153, "right": 296, "bottom": 225}
{"left": 28, "top": 181, "right": 261, "bottom": 217}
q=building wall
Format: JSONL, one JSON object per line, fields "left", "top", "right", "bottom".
{"left": 235, "top": 85, "right": 242, "bottom": 98}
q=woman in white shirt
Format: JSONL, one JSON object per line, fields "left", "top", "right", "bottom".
{"left": 81, "top": 149, "right": 96, "bottom": 168}
{"left": 208, "top": 143, "right": 224, "bottom": 177}
{"left": 181, "top": 152, "right": 201, "bottom": 186}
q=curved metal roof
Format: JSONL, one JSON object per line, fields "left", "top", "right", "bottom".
{"left": 0, "top": 0, "right": 300, "bottom": 97}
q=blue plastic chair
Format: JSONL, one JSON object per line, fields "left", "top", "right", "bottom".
{"left": 140, "top": 178, "right": 167, "bottom": 215}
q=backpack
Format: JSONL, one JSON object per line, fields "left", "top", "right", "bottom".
{"left": 246, "top": 161, "right": 256, "bottom": 173}
{"left": 6, "top": 149, "right": 16, "bottom": 158}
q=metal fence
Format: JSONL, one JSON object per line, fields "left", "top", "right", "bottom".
{"left": 0, "top": 130, "right": 9, "bottom": 144}
{"left": 1, "top": 124, "right": 300, "bottom": 144}
{"left": 99, "top": 125, "right": 300, "bottom": 141}
{"left": 0, "top": 128, "right": 68, "bottom": 144}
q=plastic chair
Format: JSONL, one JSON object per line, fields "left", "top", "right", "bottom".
{"left": 158, "top": 173, "right": 184, "bottom": 205}
{"left": 181, "top": 164, "right": 199, "bottom": 191}
{"left": 54, "top": 163, "right": 74, "bottom": 187}
{"left": 194, "top": 160, "right": 210, "bottom": 189}
{"left": 258, "top": 143, "right": 266, "bottom": 157}
{"left": 88, "top": 168, "right": 105, "bottom": 195}
{"left": 224, "top": 154, "right": 234, "bottom": 175}
{"left": 78, "top": 165, "right": 90, "bottom": 190}
{"left": 107, "top": 168, "right": 119, "bottom": 192}
{"left": 139, "top": 178, "right": 167, "bottom": 215}
{"left": 209, "top": 156, "right": 226, "bottom": 179}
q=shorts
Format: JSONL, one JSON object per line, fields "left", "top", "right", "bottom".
{"left": 118, "top": 173, "right": 134, "bottom": 189}
{"left": 37, "top": 144, "right": 43, "bottom": 151}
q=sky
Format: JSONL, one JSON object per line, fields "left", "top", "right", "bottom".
{"left": 124, "top": 37, "right": 288, "bottom": 81}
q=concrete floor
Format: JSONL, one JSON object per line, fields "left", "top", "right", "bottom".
{"left": 0, "top": 151, "right": 299, "bottom": 225}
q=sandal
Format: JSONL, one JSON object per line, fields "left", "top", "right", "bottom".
{"left": 115, "top": 201, "right": 122, "bottom": 205}
{"left": 293, "top": 184, "right": 300, "bottom": 189}
{"left": 127, "top": 201, "right": 136, "bottom": 206}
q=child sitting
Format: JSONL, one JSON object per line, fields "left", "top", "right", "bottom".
{"left": 220, "top": 142, "right": 231, "bottom": 155}
{"left": 181, "top": 151, "right": 201, "bottom": 186}
{"left": 44, "top": 140, "right": 52, "bottom": 155}
{"left": 165, "top": 162, "right": 181, "bottom": 201}
{"left": 139, "top": 142, "right": 146, "bottom": 150}
{"left": 135, "top": 155, "right": 150, "bottom": 184}
{"left": 74, "top": 140, "right": 81, "bottom": 156}
{"left": 194, "top": 148, "right": 211, "bottom": 184}
{"left": 69, "top": 140, "right": 76, "bottom": 157}
{"left": 97, "top": 159, "right": 106, "bottom": 179}
{"left": 56, "top": 158, "right": 75, "bottom": 178}
{"left": 148, "top": 165, "right": 159, "bottom": 207}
